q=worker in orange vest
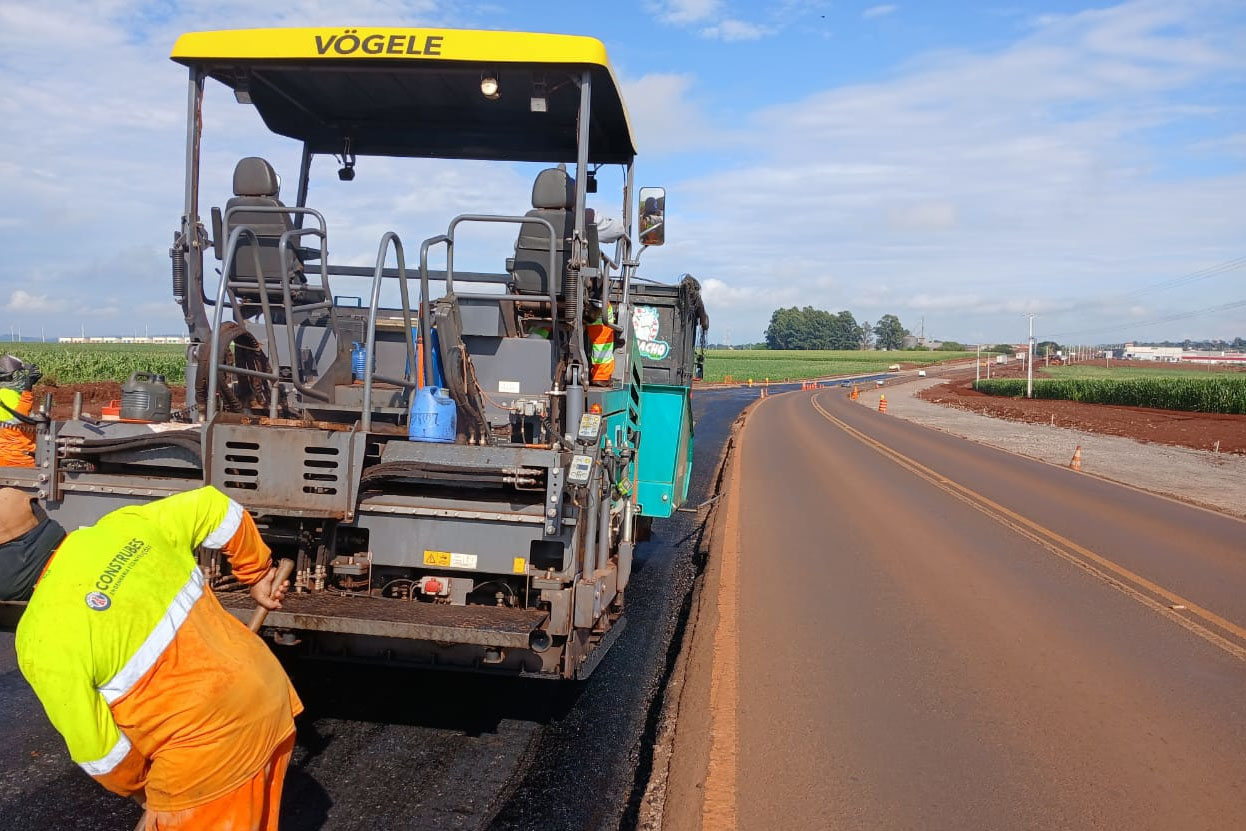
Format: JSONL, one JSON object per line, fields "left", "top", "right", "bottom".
{"left": 0, "top": 355, "right": 39, "bottom": 467}
{"left": 585, "top": 297, "right": 621, "bottom": 386}
{"left": 3, "top": 486, "right": 301, "bottom": 830}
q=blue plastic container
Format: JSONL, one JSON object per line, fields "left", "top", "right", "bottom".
{"left": 409, "top": 387, "right": 457, "bottom": 443}
{"left": 350, "top": 342, "right": 371, "bottom": 381}
{"left": 404, "top": 328, "right": 446, "bottom": 389}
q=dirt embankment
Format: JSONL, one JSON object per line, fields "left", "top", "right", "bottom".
{"left": 919, "top": 371, "right": 1246, "bottom": 455}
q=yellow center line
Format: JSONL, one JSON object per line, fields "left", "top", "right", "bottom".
{"left": 811, "top": 394, "right": 1246, "bottom": 663}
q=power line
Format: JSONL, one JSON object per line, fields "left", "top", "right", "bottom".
{"left": 1049, "top": 299, "right": 1246, "bottom": 339}
{"left": 1126, "top": 256, "right": 1246, "bottom": 300}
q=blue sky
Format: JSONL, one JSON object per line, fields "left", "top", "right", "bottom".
{"left": 0, "top": 0, "right": 1243, "bottom": 345}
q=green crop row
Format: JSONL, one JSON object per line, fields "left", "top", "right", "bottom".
{"left": 973, "top": 376, "right": 1246, "bottom": 414}
{"left": 1, "top": 344, "right": 187, "bottom": 386}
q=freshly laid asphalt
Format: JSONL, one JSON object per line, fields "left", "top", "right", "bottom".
{"left": 725, "top": 387, "right": 1246, "bottom": 830}
{"left": 0, "top": 386, "right": 756, "bottom": 831}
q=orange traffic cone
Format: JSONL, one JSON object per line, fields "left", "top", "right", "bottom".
{"left": 851, "top": 386, "right": 859, "bottom": 400}
{"left": 878, "top": 395, "right": 888, "bottom": 414}
{"left": 1070, "top": 446, "right": 1082, "bottom": 471}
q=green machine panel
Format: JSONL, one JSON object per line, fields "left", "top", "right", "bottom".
{"left": 636, "top": 384, "right": 694, "bottom": 518}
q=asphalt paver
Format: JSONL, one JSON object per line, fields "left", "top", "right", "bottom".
{"left": 0, "top": 387, "right": 753, "bottom": 830}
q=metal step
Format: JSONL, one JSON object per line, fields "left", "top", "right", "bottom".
{"left": 216, "top": 590, "right": 547, "bottom": 647}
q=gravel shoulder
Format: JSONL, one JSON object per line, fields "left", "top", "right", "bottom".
{"left": 857, "top": 379, "right": 1246, "bottom": 520}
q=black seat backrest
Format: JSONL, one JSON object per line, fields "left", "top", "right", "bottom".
{"left": 223, "top": 157, "right": 302, "bottom": 289}
{"left": 511, "top": 168, "right": 575, "bottom": 296}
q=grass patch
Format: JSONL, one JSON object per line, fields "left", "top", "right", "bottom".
{"left": 703, "top": 350, "right": 973, "bottom": 383}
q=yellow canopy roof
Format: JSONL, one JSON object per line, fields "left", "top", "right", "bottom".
{"left": 171, "top": 27, "right": 610, "bottom": 66}
{"left": 171, "top": 27, "right": 636, "bottom": 162}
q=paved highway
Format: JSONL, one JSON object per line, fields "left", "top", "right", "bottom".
{"left": 700, "top": 386, "right": 1246, "bottom": 830}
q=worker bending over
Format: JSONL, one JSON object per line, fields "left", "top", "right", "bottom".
{"left": 0, "top": 355, "right": 39, "bottom": 467}
{"left": 1, "top": 486, "right": 302, "bottom": 830}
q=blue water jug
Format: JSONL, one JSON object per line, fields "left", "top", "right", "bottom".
{"left": 351, "top": 342, "right": 371, "bottom": 381}
{"left": 404, "top": 328, "right": 447, "bottom": 389}
{"left": 409, "top": 387, "right": 457, "bottom": 443}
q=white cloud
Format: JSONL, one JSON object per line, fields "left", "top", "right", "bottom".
{"left": 639, "top": 0, "right": 1246, "bottom": 342}
{"left": 887, "top": 201, "right": 958, "bottom": 232}
{"left": 5, "top": 291, "right": 66, "bottom": 313}
{"left": 863, "top": 5, "right": 897, "bottom": 19}
{"left": 701, "top": 19, "right": 777, "bottom": 41}
{"left": 701, "top": 277, "right": 799, "bottom": 308}
{"left": 648, "top": 0, "right": 779, "bottom": 41}
{"left": 1189, "top": 132, "right": 1246, "bottom": 156}
{"left": 2, "top": 0, "right": 1243, "bottom": 346}
{"left": 620, "top": 73, "right": 734, "bottom": 155}
{"left": 649, "top": 0, "right": 722, "bottom": 24}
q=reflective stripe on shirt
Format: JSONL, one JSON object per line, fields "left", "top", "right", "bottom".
{"left": 99, "top": 569, "right": 204, "bottom": 704}
{"left": 201, "top": 500, "right": 244, "bottom": 550}
{"left": 78, "top": 731, "right": 132, "bottom": 776}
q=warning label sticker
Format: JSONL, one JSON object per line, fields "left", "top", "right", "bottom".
{"left": 423, "top": 550, "right": 478, "bottom": 569}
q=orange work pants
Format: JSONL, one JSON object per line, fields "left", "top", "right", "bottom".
{"left": 145, "top": 733, "right": 295, "bottom": 831}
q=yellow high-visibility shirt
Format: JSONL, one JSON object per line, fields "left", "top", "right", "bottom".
{"left": 16, "top": 486, "right": 301, "bottom": 810}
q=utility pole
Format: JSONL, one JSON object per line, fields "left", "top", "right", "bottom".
{"left": 976, "top": 343, "right": 981, "bottom": 386}
{"left": 1045, "top": 344, "right": 1050, "bottom": 367}
{"left": 1024, "top": 314, "right": 1037, "bottom": 398}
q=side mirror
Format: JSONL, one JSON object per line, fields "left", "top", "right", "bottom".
{"left": 638, "top": 186, "right": 665, "bottom": 247}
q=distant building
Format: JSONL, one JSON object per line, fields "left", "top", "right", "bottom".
{"left": 1123, "top": 343, "right": 1246, "bottom": 364}
{"left": 1181, "top": 350, "right": 1246, "bottom": 365}
{"left": 54, "top": 335, "right": 190, "bottom": 345}
{"left": 1123, "top": 344, "right": 1183, "bottom": 362}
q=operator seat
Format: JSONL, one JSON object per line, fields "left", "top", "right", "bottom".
{"left": 223, "top": 157, "right": 305, "bottom": 291}
{"left": 510, "top": 167, "right": 576, "bottom": 297}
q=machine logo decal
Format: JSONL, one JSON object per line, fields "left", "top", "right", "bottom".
{"left": 85, "top": 591, "right": 111, "bottom": 611}
{"left": 314, "top": 30, "right": 445, "bottom": 57}
{"left": 632, "top": 306, "right": 670, "bottom": 361}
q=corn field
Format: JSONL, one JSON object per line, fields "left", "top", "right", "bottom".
{"left": 2, "top": 344, "right": 186, "bottom": 386}
{"left": 704, "top": 350, "right": 974, "bottom": 384}
{"left": 973, "top": 376, "right": 1246, "bottom": 415}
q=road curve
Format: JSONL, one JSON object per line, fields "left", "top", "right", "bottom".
{"left": 717, "top": 387, "right": 1246, "bottom": 830}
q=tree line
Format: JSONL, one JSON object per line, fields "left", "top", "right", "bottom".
{"left": 764, "top": 308, "right": 910, "bottom": 350}
{"left": 1136, "top": 338, "right": 1246, "bottom": 351}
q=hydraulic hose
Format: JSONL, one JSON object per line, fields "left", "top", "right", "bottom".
{"left": 61, "top": 433, "right": 202, "bottom": 463}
